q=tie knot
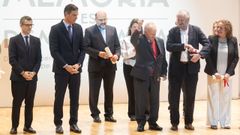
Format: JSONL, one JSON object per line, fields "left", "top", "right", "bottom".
{"left": 68, "top": 25, "right": 72, "bottom": 30}
{"left": 25, "top": 36, "right": 28, "bottom": 39}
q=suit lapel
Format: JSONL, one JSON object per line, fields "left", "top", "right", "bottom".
{"left": 29, "top": 35, "right": 34, "bottom": 56}
{"left": 17, "top": 34, "right": 28, "bottom": 53}
{"left": 105, "top": 26, "right": 110, "bottom": 45}
{"left": 144, "top": 35, "right": 155, "bottom": 59}
{"left": 187, "top": 25, "right": 193, "bottom": 44}
{"left": 60, "top": 21, "right": 72, "bottom": 46}
{"left": 72, "top": 24, "right": 77, "bottom": 51}
{"left": 95, "top": 25, "right": 107, "bottom": 46}
{"left": 175, "top": 28, "right": 181, "bottom": 43}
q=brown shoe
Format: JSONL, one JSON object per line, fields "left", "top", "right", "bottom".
{"left": 222, "top": 126, "right": 231, "bottom": 129}
{"left": 170, "top": 125, "right": 178, "bottom": 131}
{"left": 185, "top": 124, "right": 194, "bottom": 130}
{"left": 210, "top": 125, "right": 217, "bottom": 129}
{"left": 105, "top": 116, "right": 117, "bottom": 122}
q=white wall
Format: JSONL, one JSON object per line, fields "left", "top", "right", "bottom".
{"left": 0, "top": 0, "right": 239, "bottom": 107}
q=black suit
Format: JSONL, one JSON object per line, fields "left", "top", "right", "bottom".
{"left": 49, "top": 20, "right": 85, "bottom": 126}
{"left": 130, "top": 31, "right": 167, "bottom": 125}
{"left": 167, "top": 25, "right": 210, "bottom": 126}
{"left": 204, "top": 35, "right": 239, "bottom": 76}
{"left": 84, "top": 24, "right": 120, "bottom": 118}
{"left": 9, "top": 34, "right": 42, "bottom": 128}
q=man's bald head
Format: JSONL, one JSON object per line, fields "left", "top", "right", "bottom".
{"left": 95, "top": 10, "right": 107, "bottom": 28}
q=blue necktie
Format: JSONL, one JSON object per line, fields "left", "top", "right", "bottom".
{"left": 68, "top": 25, "right": 73, "bottom": 42}
{"left": 24, "top": 36, "right": 29, "bottom": 52}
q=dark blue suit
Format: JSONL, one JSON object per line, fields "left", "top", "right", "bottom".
{"left": 9, "top": 34, "right": 42, "bottom": 128}
{"left": 49, "top": 20, "right": 85, "bottom": 126}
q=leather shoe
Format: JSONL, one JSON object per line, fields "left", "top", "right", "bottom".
{"left": 105, "top": 116, "right": 117, "bottom": 122}
{"left": 170, "top": 125, "right": 178, "bottom": 131}
{"left": 130, "top": 116, "right": 136, "bottom": 121}
{"left": 10, "top": 128, "right": 17, "bottom": 134}
{"left": 70, "top": 124, "right": 81, "bottom": 133}
{"left": 210, "top": 125, "right": 217, "bottom": 129}
{"left": 149, "top": 124, "right": 163, "bottom": 131}
{"left": 93, "top": 116, "right": 101, "bottom": 123}
{"left": 23, "top": 127, "right": 36, "bottom": 134}
{"left": 222, "top": 126, "right": 231, "bottom": 129}
{"left": 137, "top": 124, "right": 144, "bottom": 132}
{"left": 185, "top": 124, "right": 195, "bottom": 130}
{"left": 56, "top": 125, "right": 64, "bottom": 134}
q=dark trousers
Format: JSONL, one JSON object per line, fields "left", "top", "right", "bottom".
{"left": 123, "top": 64, "right": 135, "bottom": 118}
{"left": 11, "top": 81, "right": 37, "bottom": 128}
{"left": 89, "top": 68, "right": 115, "bottom": 118}
{"left": 134, "top": 76, "right": 160, "bottom": 125}
{"left": 53, "top": 73, "right": 80, "bottom": 126}
{"left": 168, "top": 65, "right": 198, "bottom": 125}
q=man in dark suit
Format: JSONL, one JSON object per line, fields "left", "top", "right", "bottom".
{"left": 8, "top": 16, "right": 42, "bottom": 134}
{"left": 167, "top": 10, "right": 210, "bottom": 131}
{"left": 84, "top": 10, "right": 120, "bottom": 123}
{"left": 131, "top": 22, "right": 167, "bottom": 132}
{"left": 49, "top": 4, "right": 85, "bottom": 134}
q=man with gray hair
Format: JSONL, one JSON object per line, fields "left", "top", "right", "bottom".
{"left": 167, "top": 10, "right": 210, "bottom": 131}
{"left": 131, "top": 22, "right": 167, "bottom": 132}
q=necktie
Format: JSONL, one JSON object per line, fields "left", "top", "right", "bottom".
{"left": 24, "top": 36, "right": 29, "bottom": 52}
{"left": 67, "top": 25, "right": 73, "bottom": 41}
{"left": 151, "top": 39, "right": 158, "bottom": 59}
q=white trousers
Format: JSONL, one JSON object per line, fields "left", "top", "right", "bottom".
{"left": 207, "top": 75, "right": 231, "bottom": 127}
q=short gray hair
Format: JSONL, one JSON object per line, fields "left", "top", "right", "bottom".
{"left": 176, "top": 10, "right": 190, "bottom": 19}
{"left": 20, "top": 16, "right": 32, "bottom": 25}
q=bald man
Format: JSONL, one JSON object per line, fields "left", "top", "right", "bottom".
{"left": 84, "top": 10, "right": 120, "bottom": 123}
{"left": 167, "top": 10, "right": 210, "bottom": 131}
{"left": 131, "top": 22, "right": 167, "bottom": 132}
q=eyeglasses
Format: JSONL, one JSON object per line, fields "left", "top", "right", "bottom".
{"left": 22, "top": 24, "right": 34, "bottom": 27}
{"left": 97, "top": 18, "right": 107, "bottom": 22}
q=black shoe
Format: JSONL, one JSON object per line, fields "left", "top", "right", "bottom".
{"left": 10, "top": 128, "right": 17, "bottom": 134}
{"left": 170, "top": 125, "right": 178, "bottom": 131}
{"left": 149, "top": 124, "right": 163, "bottom": 131}
{"left": 130, "top": 116, "right": 136, "bottom": 121}
{"left": 93, "top": 116, "right": 101, "bottom": 123}
{"left": 222, "top": 126, "right": 231, "bottom": 129}
{"left": 210, "top": 125, "right": 217, "bottom": 129}
{"left": 105, "top": 116, "right": 117, "bottom": 122}
{"left": 56, "top": 125, "right": 64, "bottom": 134}
{"left": 185, "top": 124, "right": 194, "bottom": 130}
{"left": 23, "top": 127, "right": 36, "bottom": 134}
{"left": 70, "top": 124, "right": 81, "bottom": 133}
{"left": 137, "top": 124, "right": 144, "bottom": 132}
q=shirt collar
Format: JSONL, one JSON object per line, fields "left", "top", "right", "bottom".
{"left": 63, "top": 20, "right": 72, "bottom": 29}
{"left": 21, "top": 33, "right": 30, "bottom": 38}
{"left": 180, "top": 25, "right": 189, "bottom": 34}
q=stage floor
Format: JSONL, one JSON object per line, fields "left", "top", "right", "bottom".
{"left": 0, "top": 100, "right": 239, "bottom": 135}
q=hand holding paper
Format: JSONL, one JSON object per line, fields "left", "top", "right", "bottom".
{"left": 104, "top": 47, "right": 117, "bottom": 64}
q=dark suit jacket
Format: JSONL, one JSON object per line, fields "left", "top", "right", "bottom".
{"left": 84, "top": 24, "right": 121, "bottom": 72}
{"left": 49, "top": 20, "right": 85, "bottom": 73}
{"left": 130, "top": 31, "right": 167, "bottom": 80}
{"left": 167, "top": 25, "right": 210, "bottom": 75}
{"left": 204, "top": 35, "right": 239, "bottom": 76}
{"left": 9, "top": 34, "right": 42, "bottom": 81}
